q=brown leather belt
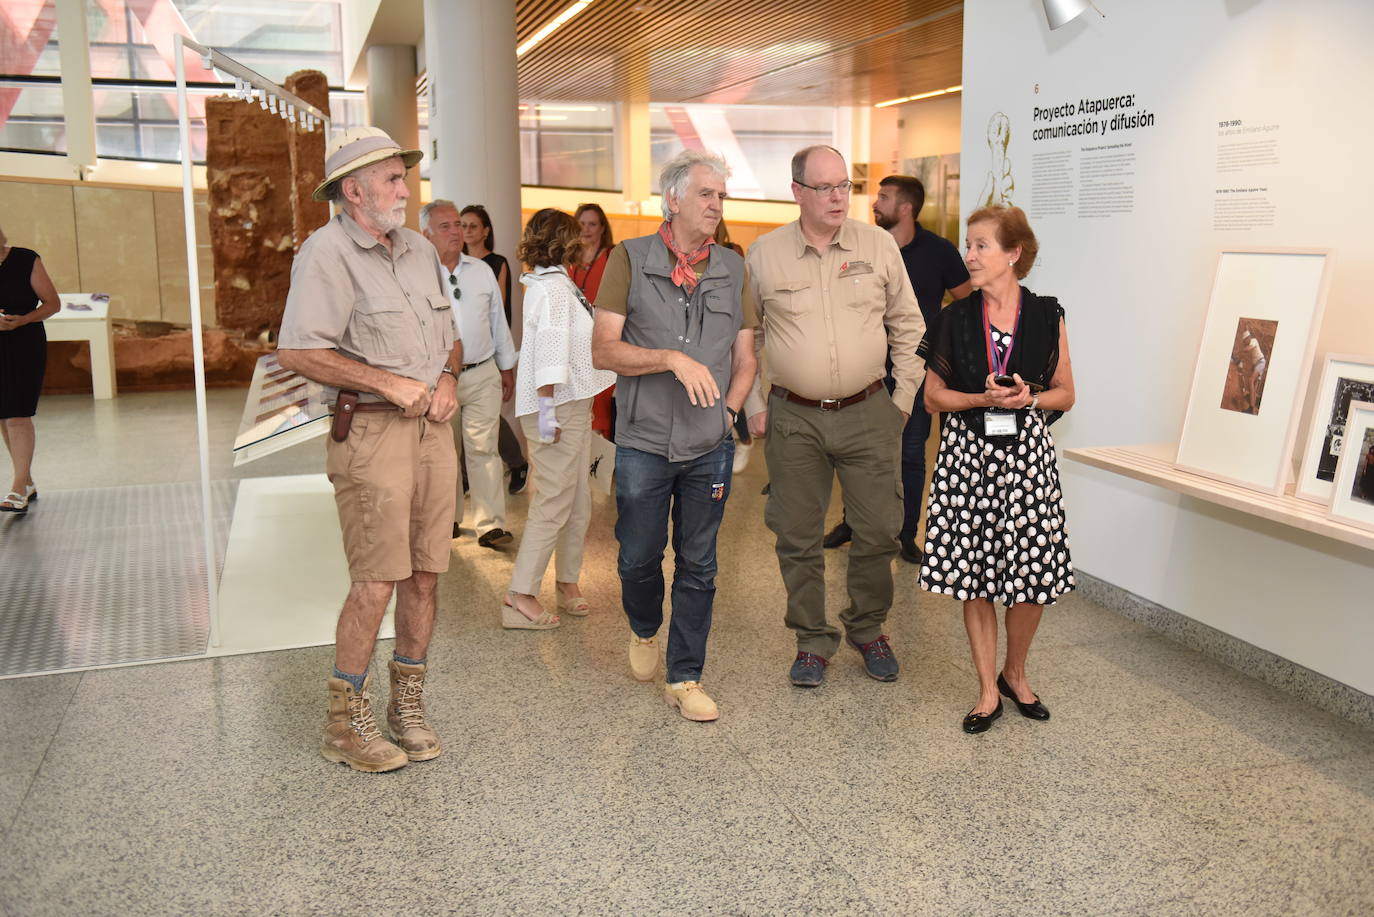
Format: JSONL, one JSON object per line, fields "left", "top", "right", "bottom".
{"left": 348, "top": 401, "right": 402, "bottom": 413}
{"left": 771, "top": 380, "right": 883, "bottom": 411}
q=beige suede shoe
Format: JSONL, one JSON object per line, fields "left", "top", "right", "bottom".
{"left": 321, "top": 675, "right": 408, "bottom": 773}
{"left": 387, "top": 660, "right": 442, "bottom": 762}
{"left": 628, "top": 634, "right": 658, "bottom": 682}
{"left": 665, "top": 681, "right": 719, "bottom": 722}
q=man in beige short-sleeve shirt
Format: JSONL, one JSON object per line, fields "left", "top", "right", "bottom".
{"left": 743, "top": 144, "right": 924, "bottom": 688}
{"left": 278, "top": 127, "right": 463, "bottom": 774}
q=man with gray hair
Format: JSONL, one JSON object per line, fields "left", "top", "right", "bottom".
{"left": 421, "top": 198, "right": 518, "bottom": 548}
{"left": 591, "top": 149, "right": 758, "bottom": 722}
{"left": 279, "top": 126, "right": 461, "bottom": 773}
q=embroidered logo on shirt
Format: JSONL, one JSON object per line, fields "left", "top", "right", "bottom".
{"left": 839, "top": 260, "right": 874, "bottom": 277}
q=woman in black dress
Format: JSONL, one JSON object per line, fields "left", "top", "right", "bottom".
{"left": 459, "top": 204, "right": 511, "bottom": 320}
{"left": 0, "top": 226, "right": 61, "bottom": 514}
{"left": 917, "top": 205, "right": 1076, "bottom": 734}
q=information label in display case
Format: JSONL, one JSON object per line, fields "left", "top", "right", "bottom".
{"left": 232, "top": 353, "right": 331, "bottom": 466}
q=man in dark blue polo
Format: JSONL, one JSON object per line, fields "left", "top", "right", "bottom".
{"left": 823, "top": 175, "right": 972, "bottom": 564}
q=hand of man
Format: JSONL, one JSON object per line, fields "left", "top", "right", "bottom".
{"left": 427, "top": 373, "right": 459, "bottom": 423}
{"left": 747, "top": 409, "right": 768, "bottom": 439}
{"left": 388, "top": 376, "right": 433, "bottom": 418}
{"left": 500, "top": 368, "right": 515, "bottom": 403}
{"left": 668, "top": 352, "right": 720, "bottom": 407}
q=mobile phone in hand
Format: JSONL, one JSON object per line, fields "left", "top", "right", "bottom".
{"left": 994, "top": 374, "right": 1017, "bottom": 387}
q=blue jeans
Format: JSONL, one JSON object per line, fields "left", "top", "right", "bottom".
{"left": 900, "top": 398, "right": 933, "bottom": 541}
{"left": 614, "top": 439, "right": 734, "bottom": 683}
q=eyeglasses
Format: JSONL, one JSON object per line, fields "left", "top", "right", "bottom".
{"left": 447, "top": 273, "right": 462, "bottom": 300}
{"left": 795, "top": 179, "right": 854, "bottom": 195}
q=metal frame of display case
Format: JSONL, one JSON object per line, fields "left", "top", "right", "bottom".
{"left": 174, "top": 35, "right": 331, "bottom": 647}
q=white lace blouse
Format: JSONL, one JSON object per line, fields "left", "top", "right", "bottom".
{"left": 514, "top": 265, "right": 616, "bottom": 417}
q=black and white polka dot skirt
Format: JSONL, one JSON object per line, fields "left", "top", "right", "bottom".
{"left": 918, "top": 410, "right": 1075, "bottom": 607}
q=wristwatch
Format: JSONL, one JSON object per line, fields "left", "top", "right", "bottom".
{"left": 1030, "top": 392, "right": 1040, "bottom": 410}
{"left": 441, "top": 366, "right": 457, "bottom": 378}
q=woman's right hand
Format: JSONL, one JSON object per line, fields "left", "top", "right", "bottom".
{"left": 982, "top": 373, "right": 1025, "bottom": 409}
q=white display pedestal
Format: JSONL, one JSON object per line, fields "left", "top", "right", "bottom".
{"left": 49, "top": 294, "right": 116, "bottom": 400}
{"left": 207, "top": 474, "right": 394, "bottom": 657}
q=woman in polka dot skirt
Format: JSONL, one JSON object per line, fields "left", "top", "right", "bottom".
{"left": 917, "top": 205, "right": 1076, "bottom": 735}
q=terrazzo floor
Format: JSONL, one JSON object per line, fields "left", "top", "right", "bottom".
{"left": 1, "top": 391, "right": 1371, "bottom": 916}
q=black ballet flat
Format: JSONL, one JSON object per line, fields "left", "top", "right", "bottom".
{"left": 997, "top": 673, "right": 1050, "bottom": 720}
{"left": 962, "top": 700, "right": 1003, "bottom": 734}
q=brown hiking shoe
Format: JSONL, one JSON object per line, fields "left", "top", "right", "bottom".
{"left": 321, "top": 675, "right": 408, "bottom": 773}
{"left": 387, "top": 659, "right": 442, "bottom": 761}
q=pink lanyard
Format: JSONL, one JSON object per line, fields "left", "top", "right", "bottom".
{"left": 981, "top": 291, "right": 1023, "bottom": 377}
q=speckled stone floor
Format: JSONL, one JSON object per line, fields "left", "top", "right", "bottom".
{"left": 1, "top": 392, "right": 1371, "bottom": 915}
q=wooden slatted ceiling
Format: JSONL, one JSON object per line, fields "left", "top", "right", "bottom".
{"left": 514, "top": 0, "right": 963, "bottom": 106}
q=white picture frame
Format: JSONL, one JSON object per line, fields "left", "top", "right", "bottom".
{"left": 1295, "top": 354, "right": 1374, "bottom": 504}
{"left": 1327, "top": 400, "right": 1374, "bottom": 532}
{"left": 1175, "top": 249, "right": 1332, "bottom": 495}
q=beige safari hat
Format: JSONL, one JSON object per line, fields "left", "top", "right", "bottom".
{"left": 312, "top": 126, "right": 422, "bottom": 202}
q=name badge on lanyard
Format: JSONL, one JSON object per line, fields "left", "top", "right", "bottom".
{"left": 983, "top": 293, "right": 1022, "bottom": 438}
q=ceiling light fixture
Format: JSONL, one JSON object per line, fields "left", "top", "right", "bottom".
{"left": 1042, "top": 0, "right": 1103, "bottom": 30}
{"left": 517, "top": 0, "right": 594, "bottom": 57}
{"left": 874, "top": 85, "right": 962, "bottom": 109}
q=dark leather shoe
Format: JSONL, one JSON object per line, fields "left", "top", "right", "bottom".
{"left": 478, "top": 528, "right": 514, "bottom": 549}
{"left": 899, "top": 536, "right": 923, "bottom": 565}
{"left": 847, "top": 634, "right": 898, "bottom": 682}
{"left": 962, "top": 700, "right": 1003, "bottom": 734}
{"left": 452, "top": 522, "right": 462, "bottom": 539}
{"left": 508, "top": 464, "right": 529, "bottom": 495}
{"left": 998, "top": 673, "right": 1050, "bottom": 720}
{"left": 822, "top": 521, "right": 853, "bottom": 548}
{"left": 789, "top": 652, "right": 829, "bottom": 687}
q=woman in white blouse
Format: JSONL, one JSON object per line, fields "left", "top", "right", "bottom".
{"left": 503, "top": 209, "right": 616, "bottom": 629}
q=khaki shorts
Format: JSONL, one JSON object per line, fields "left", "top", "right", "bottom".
{"left": 325, "top": 412, "right": 457, "bottom": 582}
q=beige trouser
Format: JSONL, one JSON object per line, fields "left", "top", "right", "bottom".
{"left": 509, "top": 398, "right": 593, "bottom": 595}
{"left": 450, "top": 358, "right": 506, "bottom": 535}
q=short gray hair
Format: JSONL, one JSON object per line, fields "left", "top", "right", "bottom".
{"left": 659, "top": 149, "right": 730, "bottom": 221}
{"left": 791, "top": 144, "right": 844, "bottom": 184}
{"left": 420, "top": 198, "right": 458, "bottom": 233}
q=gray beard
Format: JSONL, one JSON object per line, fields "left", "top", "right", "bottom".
{"left": 364, "top": 203, "right": 405, "bottom": 234}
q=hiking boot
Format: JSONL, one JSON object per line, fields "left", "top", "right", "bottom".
{"left": 321, "top": 675, "right": 408, "bottom": 773}
{"left": 628, "top": 634, "right": 658, "bottom": 682}
{"left": 665, "top": 681, "right": 719, "bottom": 722}
{"left": 387, "top": 660, "right": 442, "bottom": 761}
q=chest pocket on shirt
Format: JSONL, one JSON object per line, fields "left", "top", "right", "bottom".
{"left": 763, "top": 279, "right": 811, "bottom": 320}
{"left": 428, "top": 293, "right": 455, "bottom": 353}
{"left": 844, "top": 272, "right": 887, "bottom": 330}
{"left": 354, "top": 295, "right": 418, "bottom": 358}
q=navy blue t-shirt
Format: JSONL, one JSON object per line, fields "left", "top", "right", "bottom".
{"left": 901, "top": 224, "right": 970, "bottom": 326}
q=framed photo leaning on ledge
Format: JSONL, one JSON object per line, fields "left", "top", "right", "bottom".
{"left": 1295, "top": 355, "right": 1374, "bottom": 504}
{"left": 1175, "top": 249, "right": 1332, "bottom": 495}
{"left": 1328, "top": 400, "right": 1374, "bottom": 533}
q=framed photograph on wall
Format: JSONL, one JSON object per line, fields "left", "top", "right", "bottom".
{"left": 1295, "top": 355, "right": 1374, "bottom": 504}
{"left": 1328, "top": 400, "right": 1374, "bottom": 532}
{"left": 1175, "top": 249, "right": 1332, "bottom": 494}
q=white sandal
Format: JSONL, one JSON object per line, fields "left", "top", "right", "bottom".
{"left": 0, "top": 491, "right": 29, "bottom": 514}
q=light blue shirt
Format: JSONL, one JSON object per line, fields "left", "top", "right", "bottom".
{"left": 447, "top": 253, "right": 516, "bottom": 370}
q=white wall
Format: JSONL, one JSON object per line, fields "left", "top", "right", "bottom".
{"left": 963, "top": 0, "right": 1374, "bottom": 693}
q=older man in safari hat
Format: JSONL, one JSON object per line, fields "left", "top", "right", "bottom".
{"left": 278, "top": 126, "right": 464, "bottom": 773}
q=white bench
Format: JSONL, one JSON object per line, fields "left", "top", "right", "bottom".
{"left": 48, "top": 293, "right": 116, "bottom": 399}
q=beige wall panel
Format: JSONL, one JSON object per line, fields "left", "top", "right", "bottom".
{"left": 0, "top": 179, "right": 79, "bottom": 291}
{"left": 73, "top": 186, "right": 161, "bottom": 321}
{"left": 153, "top": 190, "right": 189, "bottom": 323}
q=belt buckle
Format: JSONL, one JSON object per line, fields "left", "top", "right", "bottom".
{"left": 820, "top": 398, "right": 841, "bottom": 411}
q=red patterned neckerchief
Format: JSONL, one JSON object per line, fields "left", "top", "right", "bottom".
{"left": 657, "top": 221, "right": 713, "bottom": 293}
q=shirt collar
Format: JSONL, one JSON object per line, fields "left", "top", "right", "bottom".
{"left": 339, "top": 210, "right": 409, "bottom": 257}
{"left": 789, "top": 218, "right": 857, "bottom": 257}
{"left": 450, "top": 252, "right": 483, "bottom": 274}
{"left": 532, "top": 264, "right": 567, "bottom": 275}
